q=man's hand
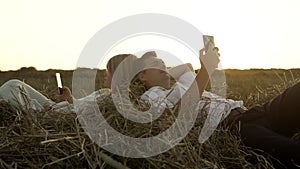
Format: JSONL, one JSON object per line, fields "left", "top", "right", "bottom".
{"left": 199, "top": 44, "right": 220, "bottom": 76}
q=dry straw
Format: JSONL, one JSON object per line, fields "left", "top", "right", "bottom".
{"left": 1, "top": 81, "right": 291, "bottom": 169}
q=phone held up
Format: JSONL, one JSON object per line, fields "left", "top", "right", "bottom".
{"left": 203, "top": 35, "right": 215, "bottom": 54}
{"left": 55, "top": 73, "right": 63, "bottom": 95}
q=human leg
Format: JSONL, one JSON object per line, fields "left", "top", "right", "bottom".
{"left": 263, "top": 81, "right": 300, "bottom": 136}
{"left": 0, "top": 79, "right": 54, "bottom": 111}
{"left": 241, "top": 122, "right": 300, "bottom": 169}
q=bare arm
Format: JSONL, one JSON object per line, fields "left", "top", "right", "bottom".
{"left": 191, "top": 45, "right": 220, "bottom": 97}
{"left": 168, "top": 63, "right": 194, "bottom": 80}
{"left": 194, "top": 65, "right": 210, "bottom": 97}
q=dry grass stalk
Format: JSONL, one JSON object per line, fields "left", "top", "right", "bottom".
{"left": 2, "top": 78, "right": 299, "bottom": 168}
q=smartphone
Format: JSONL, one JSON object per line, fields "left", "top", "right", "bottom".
{"left": 55, "top": 73, "right": 63, "bottom": 94}
{"left": 203, "top": 35, "right": 215, "bottom": 53}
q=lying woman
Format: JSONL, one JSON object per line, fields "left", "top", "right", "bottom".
{"left": 0, "top": 54, "right": 137, "bottom": 113}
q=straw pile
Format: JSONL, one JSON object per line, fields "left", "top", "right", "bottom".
{"left": 0, "top": 85, "right": 277, "bottom": 169}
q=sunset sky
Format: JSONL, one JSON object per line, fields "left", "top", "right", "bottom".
{"left": 1, "top": 0, "right": 300, "bottom": 71}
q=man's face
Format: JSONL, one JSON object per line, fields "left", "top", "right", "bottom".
{"left": 139, "top": 57, "right": 171, "bottom": 89}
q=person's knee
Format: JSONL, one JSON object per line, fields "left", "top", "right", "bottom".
{"left": 293, "top": 81, "right": 300, "bottom": 93}
{"left": 3, "top": 79, "right": 24, "bottom": 88}
{"left": 287, "top": 81, "right": 300, "bottom": 95}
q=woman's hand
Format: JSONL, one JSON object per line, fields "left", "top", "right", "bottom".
{"left": 199, "top": 44, "right": 220, "bottom": 76}
{"left": 58, "top": 86, "right": 73, "bottom": 104}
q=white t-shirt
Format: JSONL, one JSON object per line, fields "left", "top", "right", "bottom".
{"left": 140, "top": 71, "right": 244, "bottom": 143}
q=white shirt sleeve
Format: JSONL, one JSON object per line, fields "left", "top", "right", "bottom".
{"left": 141, "top": 71, "right": 196, "bottom": 114}
{"left": 166, "top": 71, "right": 196, "bottom": 106}
{"left": 141, "top": 86, "right": 171, "bottom": 114}
{"left": 176, "top": 71, "right": 196, "bottom": 91}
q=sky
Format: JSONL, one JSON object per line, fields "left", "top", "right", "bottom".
{"left": 1, "top": 0, "right": 300, "bottom": 71}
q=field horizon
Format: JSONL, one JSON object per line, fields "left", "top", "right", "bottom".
{"left": 1, "top": 67, "right": 300, "bottom": 108}
{"left": 1, "top": 66, "right": 300, "bottom": 72}
{"left": 1, "top": 66, "right": 300, "bottom": 168}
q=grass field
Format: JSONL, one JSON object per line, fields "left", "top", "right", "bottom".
{"left": 0, "top": 67, "right": 300, "bottom": 169}
{"left": 1, "top": 67, "right": 300, "bottom": 107}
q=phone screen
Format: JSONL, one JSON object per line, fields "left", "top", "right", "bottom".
{"left": 203, "top": 35, "right": 215, "bottom": 53}
{"left": 55, "top": 73, "right": 63, "bottom": 94}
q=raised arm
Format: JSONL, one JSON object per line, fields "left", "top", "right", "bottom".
{"left": 156, "top": 46, "right": 219, "bottom": 109}
{"left": 193, "top": 44, "right": 220, "bottom": 97}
